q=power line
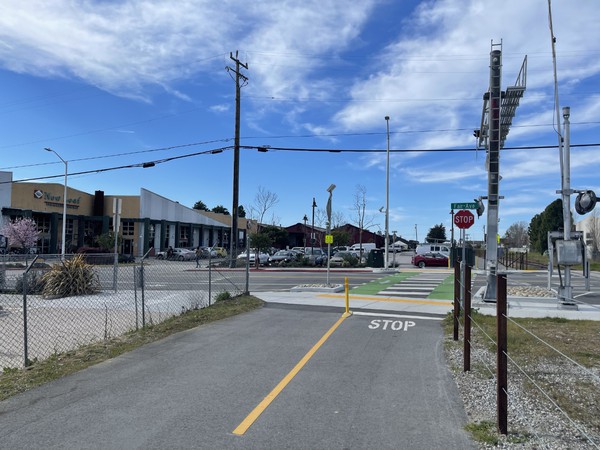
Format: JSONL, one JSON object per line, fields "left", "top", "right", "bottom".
{"left": 5, "top": 141, "right": 600, "bottom": 185}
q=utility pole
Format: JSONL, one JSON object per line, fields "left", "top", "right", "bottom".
{"left": 484, "top": 46, "right": 502, "bottom": 300}
{"left": 226, "top": 51, "right": 248, "bottom": 265}
{"left": 475, "top": 41, "right": 526, "bottom": 300}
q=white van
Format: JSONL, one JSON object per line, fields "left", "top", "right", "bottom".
{"left": 415, "top": 243, "right": 450, "bottom": 257}
{"left": 349, "top": 243, "right": 376, "bottom": 254}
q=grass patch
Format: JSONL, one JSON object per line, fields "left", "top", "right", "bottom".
{"left": 0, "top": 295, "right": 263, "bottom": 401}
{"left": 351, "top": 272, "right": 416, "bottom": 295}
{"left": 464, "top": 421, "right": 499, "bottom": 445}
{"left": 427, "top": 274, "right": 455, "bottom": 300}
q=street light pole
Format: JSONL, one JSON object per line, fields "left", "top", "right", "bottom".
{"left": 303, "top": 214, "right": 308, "bottom": 248}
{"left": 384, "top": 116, "right": 390, "bottom": 269}
{"left": 326, "top": 184, "right": 336, "bottom": 286}
{"left": 311, "top": 197, "right": 317, "bottom": 253}
{"left": 44, "top": 148, "right": 67, "bottom": 258}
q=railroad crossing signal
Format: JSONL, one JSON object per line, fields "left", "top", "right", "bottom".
{"left": 454, "top": 210, "right": 475, "bottom": 229}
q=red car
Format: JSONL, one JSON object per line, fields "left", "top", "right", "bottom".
{"left": 411, "top": 252, "right": 448, "bottom": 268}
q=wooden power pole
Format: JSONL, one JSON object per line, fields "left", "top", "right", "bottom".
{"left": 226, "top": 51, "right": 248, "bottom": 264}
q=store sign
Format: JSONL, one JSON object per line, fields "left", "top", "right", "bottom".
{"left": 33, "top": 189, "right": 81, "bottom": 210}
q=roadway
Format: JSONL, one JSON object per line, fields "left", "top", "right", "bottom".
{"left": 0, "top": 304, "right": 475, "bottom": 449}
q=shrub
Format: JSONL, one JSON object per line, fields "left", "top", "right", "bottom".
{"left": 42, "top": 254, "right": 101, "bottom": 298}
{"left": 15, "top": 270, "right": 46, "bottom": 294}
{"left": 215, "top": 291, "right": 232, "bottom": 302}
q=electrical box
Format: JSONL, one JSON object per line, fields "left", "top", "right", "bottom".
{"left": 555, "top": 240, "right": 582, "bottom": 265}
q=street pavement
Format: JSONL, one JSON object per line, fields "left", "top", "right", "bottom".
{"left": 254, "top": 268, "right": 600, "bottom": 321}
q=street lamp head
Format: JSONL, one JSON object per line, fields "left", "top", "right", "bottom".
{"left": 44, "top": 147, "right": 52, "bottom": 152}
{"left": 326, "top": 184, "right": 336, "bottom": 193}
{"left": 303, "top": 214, "right": 308, "bottom": 222}
{"left": 379, "top": 206, "right": 385, "bottom": 213}
{"left": 385, "top": 116, "right": 389, "bottom": 121}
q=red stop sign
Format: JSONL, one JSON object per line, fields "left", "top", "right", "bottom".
{"left": 454, "top": 209, "right": 475, "bottom": 229}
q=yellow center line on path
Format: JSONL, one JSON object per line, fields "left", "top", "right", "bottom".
{"left": 232, "top": 312, "right": 351, "bottom": 436}
{"left": 318, "top": 293, "right": 453, "bottom": 306}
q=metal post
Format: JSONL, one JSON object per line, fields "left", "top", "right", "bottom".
{"left": 463, "top": 264, "right": 471, "bottom": 372}
{"left": 559, "top": 106, "right": 573, "bottom": 304}
{"left": 453, "top": 262, "right": 460, "bottom": 341}
{"left": 44, "top": 148, "right": 68, "bottom": 258}
{"left": 484, "top": 48, "right": 502, "bottom": 301}
{"left": 311, "top": 198, "right": 316, "bottom": 253}
{"left": 384, "top": 116, "right": 390, "bottom": 269}
{"left": 326, "top": 185, "right": 335, "bottom": 285}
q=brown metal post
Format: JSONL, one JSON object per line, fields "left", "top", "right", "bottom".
{"left": 453, "top": 262, "right": 460, "bottom": 341}
{"left": 463, "top": 264, "right": 471, "bottom": 372}
{"left": 497, "top": 273, "right": 508, "bottom": 434}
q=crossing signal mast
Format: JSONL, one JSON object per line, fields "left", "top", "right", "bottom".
{"left": 475, "top": 41, "right": 527, "bottom": 301}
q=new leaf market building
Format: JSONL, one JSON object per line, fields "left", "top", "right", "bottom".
{"left": 0, "top": 172, "right": 253, "bottom": 255}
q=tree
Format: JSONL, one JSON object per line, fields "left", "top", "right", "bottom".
{"left": 426, "top": 224, "right": 446, "bottom": 243}
{"left": 253, "top": 186, "right": 279, "bottom": 228}
{"left": 260, "top": 225, "right": 288, "bottom": 249}
{"left": 211, "top": 205, "right": 230, "bottom": 215}
{"left": 238, "top": 205, "right": 246, "bottom": 218}
{"left": 193, "top": 200, "right": 209, "bottom": 211}
{"left": 1, "top": 217, "right": 39, "bottom": 250}
{"left": 95, "top": 231, "right": 121, "bottom": 251}
{"left": 332, "top": 230, "right": 350, "bottom": 247}
{"left": 248, "top": 232, "right": 272, "bottom": 267}
{"left": 351, "top": 184, "right": 376, "bottom": 253}
{"left": 528, "top": 199, "right": 572, "bottom": 253}
{"left": 503, "top": 221, "right": 529, "bottom": 248}
{"left": 585, "top": 209, "right": 600, "bottom": 260}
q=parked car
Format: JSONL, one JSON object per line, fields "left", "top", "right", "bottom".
{"left": 415, "top": 244, "right": 451, "bottom": 257}
{"left": 329, "top": 251, "right": 359, "bottom": 267}
{"left": 411, "top": 252, "right": 448, "bottom": 268}
{"left": 237, "top": 251, "right": 269, "bottom": 265}
{"left": 291, "top": 247, "right": 306, "bottom": 254}
{"left": 304, "top": 248, "right": 326, "bottom": 266}
{"left": 213, "top": 247, "right": 228, "bottom": 257}
{"left": 172, "top": 248, "right": 195, "bottom": 261}
{"left": 268, "top": 250, "right": 299, "bottom": 265}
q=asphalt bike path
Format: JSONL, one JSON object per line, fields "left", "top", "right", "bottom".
{"left": 0, "top": 305, "right": 474, "bottom": 449}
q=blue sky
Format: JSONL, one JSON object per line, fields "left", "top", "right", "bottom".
{"left": 1, "top": 0, "right": 599, "bottom": 243}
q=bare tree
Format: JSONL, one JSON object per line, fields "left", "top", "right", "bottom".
{"left": 351, "top": 184, "right": 376, "bottom": 255}
{"left": 587, "top": 210, "right": 600, "bottom": 260}
{"left": 253, "top": 186, "right": 279, "bottom": 229}
{"left": 504, "top": 221, "right": 529, "bottom": 248}
{"left": 331, "top": 211, "right": 346, "bottom": 229}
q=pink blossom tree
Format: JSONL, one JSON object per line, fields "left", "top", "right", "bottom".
{"left": 1, "top": 217, "right": 39, "bottom": 251}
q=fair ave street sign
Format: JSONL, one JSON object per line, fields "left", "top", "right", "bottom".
{"left": 454, "top": 210, "right": 475, "bottom": 229}
{"left": 451, "top": 202, "right": 478, "bottom": 210}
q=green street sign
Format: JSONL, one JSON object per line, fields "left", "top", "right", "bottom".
{"left": 451, "top": 202, "right": 478, "bottom": 210}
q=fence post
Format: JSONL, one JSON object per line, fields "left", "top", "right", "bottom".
{"left": 133, "top": 266, "right": 139, "bottom": 331}
{"left": 463, "top": 264, "right": 471, "bottom": 372}
{"left": 208, "top": 262, "right": 212, "bottom": 307}
{"left": 23, "top": 270, "right": 29, "bottom": 367}
{"left": 140, "top": 260, "right": 146, "bottom": 328}
{"left": 453, "top": 261, "right": 460, "bottom": 341}
{"left": 497, "top": 273, "right": 508, "bottom": 435}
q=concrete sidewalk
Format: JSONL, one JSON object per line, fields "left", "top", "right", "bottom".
{"left": 253, "top": 289, "right": 600, "bottom": 321}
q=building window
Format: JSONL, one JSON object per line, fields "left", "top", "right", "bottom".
{"left": 33, "top": 215, "right": 50, "bottom": 233}
{"left": 148, "top": 224, "right": 155, "bottom": 241}
{"left": 122, "top": 221, "right": 135, "bottom": 236}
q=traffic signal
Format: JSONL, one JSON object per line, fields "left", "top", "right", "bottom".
{"left": 575, "top": 190, "right": 597, "bottom": 215}
{"left": 474, "top": 197, "right": 485, "bottom": 218}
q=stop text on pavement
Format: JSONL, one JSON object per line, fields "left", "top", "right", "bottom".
{"left": 368, "top": 319, "right": 416, "bottom": 331}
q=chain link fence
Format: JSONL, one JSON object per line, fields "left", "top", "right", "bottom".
{"left": 0, "top": 254, "right": 247, "bottom": 369}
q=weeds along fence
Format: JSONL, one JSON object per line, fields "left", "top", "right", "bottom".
{"left": 0, "top": 253, "right": 247, "bottom": 370}
{"left": 453, "top": 264, "right": 600, "bottom": 448}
